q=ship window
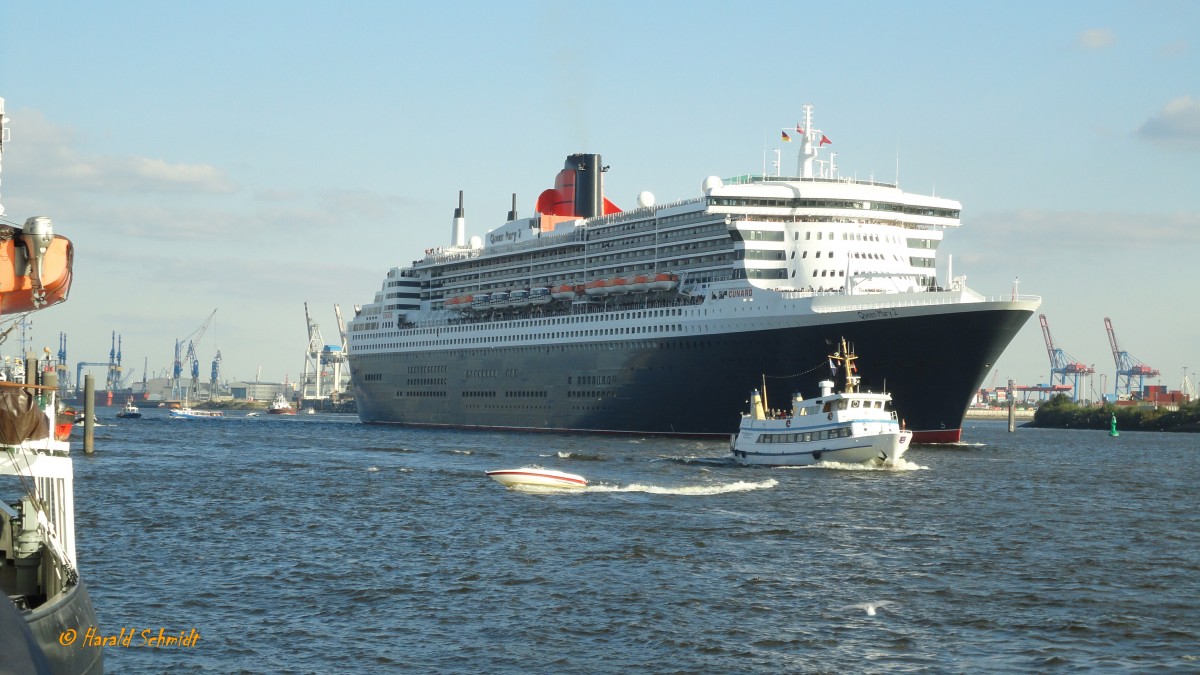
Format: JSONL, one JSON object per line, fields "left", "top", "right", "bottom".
{"left": 817, "top": 232, "right": 822, "bottom": 240}
{"left": 802, "top": 251, "right": 808, "bottom": 258}
{"left": 852, "top": 400, "right": 860, "bottom": 408}
{"left": 806, "top": 232, "right": 811, "bottom": 240}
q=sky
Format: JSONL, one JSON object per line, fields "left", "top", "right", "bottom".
{"left": 0, "top": 1, "right": 1197, "bottom": 397}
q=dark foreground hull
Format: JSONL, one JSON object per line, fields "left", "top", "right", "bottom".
{"left": 23, "top": 580, "right": 103, "bottom": 674}
{"left": 351, "top": 305, "right": 1034, "bottom": 443}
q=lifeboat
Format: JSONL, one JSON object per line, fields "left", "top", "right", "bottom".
{"left": 584, "top": 279, "right": 610, "bottom": 296}
{"left": 509, "top": 289, "right": 530, "bottom": 307}
{"left": 609, "top": 277, "right": 629, "bottom": 294}
{"left": 628, "top": 274, "right": 651, "bottom": 292}
{"left": 490, "top": 290, "right": 511, "bottom": 308}
{"left": 472, "top": 293, "right": 491, "bottom": 308}
{"left": 551, "top": 283, "right": 578, "bottom": 300}
{"left": 529, "top": 287, "right": 552, "bottom": 304}
{"left": 649, "top": 272, "right": 679, "bottom": 292}
{"left": 445, "top": 296, "right": 461, "bottom": 308}
{"left": 0, "top": 219, "right": 73, "bottom": 314}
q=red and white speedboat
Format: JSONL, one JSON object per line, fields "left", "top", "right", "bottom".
{"left": 485, "top": 467, "right": 588, "bottom": 489}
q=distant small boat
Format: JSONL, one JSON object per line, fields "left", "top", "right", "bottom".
{"left": 246, "top": 412, "right": 261, "bottom": 418}
{"left": 486, "top": 467, "right": 588, "bottom": 489}
{"left": 115, "top": 399, "right": 142, "bottom": 419}
{"left": 267, "top": 393, "right": 296, "bottom": 415}
{"left": 169, "top": 408, "right": 224, "bottom": 420}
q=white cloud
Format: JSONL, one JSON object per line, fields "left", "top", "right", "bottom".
{"left": 1078, "top": 28, "right": 1116, "bottom": 50}
{"left": 1137, "top": 97, "right": 1200, "bottom": 150}
{"left": 1159, "top": 40, "right": 1188, "bottom": 59}
{"left": 3, "top": 107, "right": 236, "bottom": 194}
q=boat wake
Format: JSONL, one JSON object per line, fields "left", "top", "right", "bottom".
{"left": 587, "top": 479, "right": 778, "bottom": 495}
{"left": 840, "top": 600, "right": 895, "bottom": 616}
{"left": 654, "top": 455, "right": 735, "bottom": 467}
{"left": 550, "top": 451, "right": 607, "bottom": 461}
{"left": 925, "top": 441, "right": 987, "bottom": 449}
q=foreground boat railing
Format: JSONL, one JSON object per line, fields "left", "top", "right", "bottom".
{"left": 1, "top": 382, "right": 79, "bottom": 588}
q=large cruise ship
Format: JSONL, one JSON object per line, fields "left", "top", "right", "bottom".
{"left": 347, "top": 106, "right": 1040, "bottom": 443}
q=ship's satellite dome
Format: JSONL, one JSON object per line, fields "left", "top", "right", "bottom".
{"left": 636, "top": 191, "right": 655, "bottom": 208}
{"left": 469, "top": 235, "right": 483, "bottom": 250}
{"left": 702, "top": 176, "right": 723, "bottom": 193}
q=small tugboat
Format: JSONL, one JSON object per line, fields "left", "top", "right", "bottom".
{"left": 730, "top": 338, "right": 912, "bottom": 467}
{"left": 486, "top": 467, "right": 589, "bottom": 490}
{"left": 115, "top": 397, "right": 142, "bottom": 419}
{"left": 267, "top": 392, "right": 296, "bottom": 415}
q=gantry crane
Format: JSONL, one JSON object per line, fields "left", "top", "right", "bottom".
{"left": 1104, "top": 316, "right": 1160, "bottom": 399}
{"left": 300, "top": 303, "right": 349, "bottom": 402}
{"left": 209, "top": 350, "right": 222, "bottom": 401}
{"left": 301, "top": 302, "right": 325, "bottom": 401}
{"left": 57, "top": 332, "right": 71, "bottom": 392}
{"left": 1039, "top": 314, "right": 1094, "bottom": 402}
{"left": 172, "top": 309, "right": 217, "bottom": 401}
{"left": 106, "top": 331, "right": 124, "bottom": 391}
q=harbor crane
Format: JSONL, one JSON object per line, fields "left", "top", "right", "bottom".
{"left": 75, "top": 360, "right": 112, "bottom": 396}
{"left": 172, "top": 309, "right": 217, "bottom": 401}
{"left": 57, "top": 332, "right": 70, "bottom": 392}
{"left": 300, "top": 303, "right": 349, "bottom": 402}
{"left": 210, "top": 350, "right": 222, "bottom": 400}
{"left": 106, "top": 331, "right": 124, "bottom": 391}
{"left": 1039, "top": 314, "right": 1094, "bottom": 402}
{"left": 301, "top": 302, "right": 325, "bottom": 401}
{"left": 1104, "top": 316, "right": 1160, "bottom": 399}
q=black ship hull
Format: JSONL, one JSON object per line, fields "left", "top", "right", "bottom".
{"left": 23, "top": 580, "right": 103, "bottom": 674}
{"left": 351, "top": 304, "right": 1034, "bottom": 443}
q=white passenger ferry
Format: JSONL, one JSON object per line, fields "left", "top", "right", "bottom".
{"left": 730, "top": 338, "right": 912, "bottom": 466}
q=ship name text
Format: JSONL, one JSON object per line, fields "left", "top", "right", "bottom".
{"left": 857, "top": 309, "right": 898, "bottom": 320}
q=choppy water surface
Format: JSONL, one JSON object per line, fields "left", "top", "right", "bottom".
{"left": 73, "top": 413, "right": 1200, "bottom": 672}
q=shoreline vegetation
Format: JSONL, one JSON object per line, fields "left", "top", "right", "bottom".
{"left": 1029, "top": 394, "right": 1200, "bottom": 433}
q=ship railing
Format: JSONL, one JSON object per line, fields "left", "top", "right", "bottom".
{"left": 808, "top": 293, "right": 1042, "bottom": 313}
{"left": 583, "top": 198, "right": 703, "bottom": 229}
{"left": 723, "top": 174, "right": 898, "bottom": 189}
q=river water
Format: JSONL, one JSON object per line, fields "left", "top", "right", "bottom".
{"left": 70, "top": 413, "right": 1199, "bottom": 673}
